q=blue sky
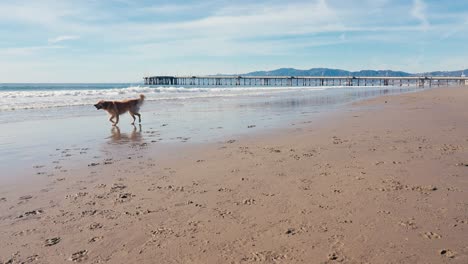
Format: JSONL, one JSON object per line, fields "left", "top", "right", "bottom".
{"left": 0, "top": 0, "right": 467, "bottom": 82}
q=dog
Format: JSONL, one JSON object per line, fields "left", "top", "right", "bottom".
{"left": 94, "top": 94, "right": 145, "bottom": 126}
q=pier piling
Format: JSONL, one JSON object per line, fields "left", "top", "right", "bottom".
{"left": 144, "top": 75, "right": 468, "bottom": 88}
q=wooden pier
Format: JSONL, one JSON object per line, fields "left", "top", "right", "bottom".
{"left": 144, "top": 75, "right": 468, "bottom": 87}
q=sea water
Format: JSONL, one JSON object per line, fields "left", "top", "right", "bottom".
{"left": 0, "top": 83, "right": 421, "bottom": 122}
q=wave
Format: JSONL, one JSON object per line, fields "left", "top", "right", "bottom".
{"left": 0, "top": 85, "right": 331, "bottom": 111}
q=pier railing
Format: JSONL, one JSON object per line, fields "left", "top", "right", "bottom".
{"left": 143, "top": 75, "right": 468, "bottom": 87}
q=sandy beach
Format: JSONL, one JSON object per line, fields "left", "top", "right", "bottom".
{"left": 0, "top": 86, "right": 467, "bottom": 263}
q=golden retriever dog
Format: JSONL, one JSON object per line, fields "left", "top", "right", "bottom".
{"left": 94, "top": 94, "right": 145, "bottom": 126}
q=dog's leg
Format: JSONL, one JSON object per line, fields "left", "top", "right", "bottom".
{"left": 130, "top": 113, "right": 136, "bottom": 125}
{"left": 135, "top": 113, "right": 141, "bottom": 123}
{"left": 113, "top": 114, "right": 120, "bottom": 126}
{"left": 109, "top": 115, "right": 115, "bottom": 124}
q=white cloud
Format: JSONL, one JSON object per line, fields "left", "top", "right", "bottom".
{"left": 411, "top": 0, "right": 430, "bottom": 30}
{"left": 101, "top": 0, "right": 345, "bottom": 45}
{"left": 48, "top": 35, "right": 80, "bottom": 44}
{"left": 128, "top": 35, "right": 347, "bottom": 59}
{"left": 0, "top": 1, "right": 76, "bottom": 27}
{"left": 143, "top": 4, "right": 202, "bottom": 14}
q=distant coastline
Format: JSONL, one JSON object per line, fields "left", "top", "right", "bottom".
{"left": 219, "top": 67, "right": 468, "bottom": 78}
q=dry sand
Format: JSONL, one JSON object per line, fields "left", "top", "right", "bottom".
{"left": 1, "top": 86, "right": 467, "bottom": 263}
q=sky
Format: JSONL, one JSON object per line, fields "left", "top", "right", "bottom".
{"left": 0, "top": 0, "right": 467, "bottom": 82}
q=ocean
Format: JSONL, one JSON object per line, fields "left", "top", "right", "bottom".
{"left": 0, "top": 83, "right": 335, "bottom": 112}
{"left": 0, "top": 83, "right": 420, "bottom": 121}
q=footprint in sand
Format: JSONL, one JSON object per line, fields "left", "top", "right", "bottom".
{"left": 285, "top": 228, "right": 297, "bottom": 235}
{"left": 44, "top": 237, "right": 61, "bottom": 247}
{"left": 440, "top": 249, "right": 456, "bottom": 258}
{"left": 89, "top": 223, "right": 103, "bottom": 230}
{"left": 249, "top": 251, "right": 286, "bottom": 262}
{"left": 266, "top": 147, "right": 281, "bottom": 153}
{"left": 423, "top": 231, "right": 441, "bottom": 239}
{"left": 17, "top": 209, "right": 44, "bottom": 219}
{"left": 290, "top": 154, "right": 301, "bottom": 160}
{"left": 81, "top": 210, "right": 98, "bottom": 217}
{"left": 185, "top": 201, "right": 205, "bottom": 208}
{"left": 116, "top": 193, "right": 134, "bottom": 203}
{"left": 411, "top": 185, "right": 437, "bottom": 194}
{"left": 398, "top": 219, "right": 418, "bottom": 229}
{"left": 242, "top": 198, "right": 256, "bottom": 205}
{"left": 67, "top": 192, "right": 88, "bottom": 200}
{"left": 110, "top": 183, "right": 127, "bottom": 192}
{"left": 89, "top": 236, "right": 103, "bottom": 243}
{"left": 332, "top": 137, "right": 344, "bottom": 144}
{"left": 215, "top": 208, "right": 232, "bottom": 218}
{"left": 69, "top": 250, "right": 88, "bottom": 262}
{"left": 0, "top": 197, "right": 6, "bottom": 202}
{"left": 377, "top": 210, "right": 391, "bottom": 215}
{"left": 151, "top": 227, "right": 174, "bottom": 237}
{"left": 328, "top": 253, "right": 338, "bottom": 260}
{"left": 454, "top": 218, "right": 468, "bottom": 227}
{"left": 25, "top": 255, "right": 39, "bottom": 262}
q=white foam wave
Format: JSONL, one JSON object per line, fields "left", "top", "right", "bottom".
{"left": 0, "top": 85, "right": 330, "bottom": 111}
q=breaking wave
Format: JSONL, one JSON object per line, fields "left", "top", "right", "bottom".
{"left": 0, "top": 85, "right": 329, "bottom": 111}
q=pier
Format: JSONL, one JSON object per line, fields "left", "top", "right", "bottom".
{"left": 144, "top": 75, "right": 468, "bottom": 87}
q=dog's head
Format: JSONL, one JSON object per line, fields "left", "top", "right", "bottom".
{"left": 94, "top": 100, "right": 109, "bottom": 110}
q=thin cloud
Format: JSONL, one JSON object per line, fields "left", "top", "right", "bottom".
{"left": 0, "top": 1, "right": 79, "bottom": 28}
{"left": 143, "top": 4, "right": 200, "bottom": 14}
{"left": 48, "top": 35, "right": 80, "bottom": 44}
{"left": 411, "top": 0, "right": 429, "bottom": 30}
{"left": 112, "top": 0, "right": 343, "bottom": 42}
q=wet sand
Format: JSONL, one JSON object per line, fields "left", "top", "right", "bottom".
{"left": 0, "top": 85, "right": 423, "bottom": 181}
{"left": 0, "top": 86, "right": 467, "bottom": 263}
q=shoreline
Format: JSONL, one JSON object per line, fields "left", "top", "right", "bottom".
{"left": 1, "top": 86, "right": 467, "bottom": 263}
{"left": 0, "top": 85, "right": 424, "bottom": 183}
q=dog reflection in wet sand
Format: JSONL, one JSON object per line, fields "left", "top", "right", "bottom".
{"left": 94, "top": 94, "right": 145, "bottom": 126}
{"left": 109, "top": 125, "right": 142, "bottom": 143}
